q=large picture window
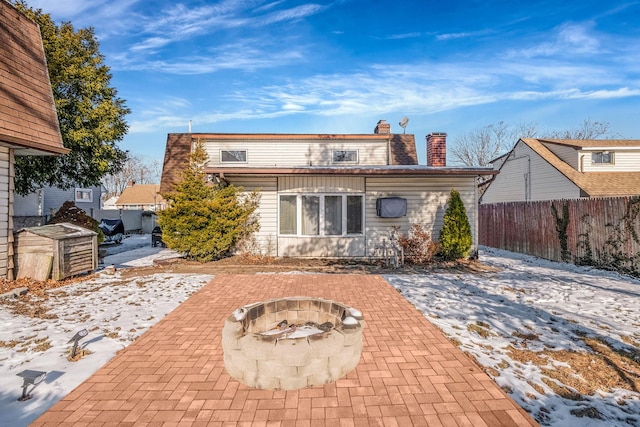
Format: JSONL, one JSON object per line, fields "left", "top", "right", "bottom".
{"left": 279, "top": 194, "right": 364, "bottom": 236}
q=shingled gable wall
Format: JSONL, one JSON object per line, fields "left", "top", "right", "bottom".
{"left": 0, "top": 1, "right": 65, "bottom": 152}
{"left": 0, "top": 1, "right": 67, "bottom": 279}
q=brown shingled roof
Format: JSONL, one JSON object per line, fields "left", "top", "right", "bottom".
{"left": 0, "top": 2, "right": 67, "bottom": 155}
{"left": 537, "top": 139, "right": 640, "bottom": 149}
{"left": 389, "top": 134, "right": 418, "bottom": 165}
{"left": 159, "top": 133, "right": 192, "bottom": 194}
{"left": 520, "top": 138, "right": 640, "bottom": 197}
{"left": 116, "top": 184, "right": 165, "bottom": 207}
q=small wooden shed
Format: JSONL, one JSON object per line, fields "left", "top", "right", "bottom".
{"left": 14, "top": 223, "right": 98, "bottom": 280}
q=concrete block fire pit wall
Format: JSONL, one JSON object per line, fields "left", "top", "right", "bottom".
{"left": 222, "top": 296, "right": 365, "bottom": 390}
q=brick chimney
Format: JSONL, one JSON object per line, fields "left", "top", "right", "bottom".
{"left": 374, "top": 120, "right": 391, "bottom": 134}
{"left": 426, "top": 132, "right": 447, "bottom": 166}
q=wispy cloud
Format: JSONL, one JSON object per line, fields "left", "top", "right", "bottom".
{"left": 436, "top": 29, "right": 493, "bottom": 41}
{"left": 125, "top": 39, "right": 305, "bottom": 74}
{"left": 260, "top": 4, "right": 325, "bottom": 24}
{"left": 515, "top": 22, "right": 602, "bottom": 58}
{"left": 129, "top": 1, "right": 326, "bottom": 54}
{"left": 162, "top": 54, "right": 640, "bottom": 125}
{"left": 379, "top": 32, "right": 422, "bottom": 40}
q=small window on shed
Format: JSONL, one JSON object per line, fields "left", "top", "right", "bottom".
{"left": 75, "top": 188, "right": 93, "bottom": 203}
{"left": 592, "top": 151, "right": 614, "bottom": 164}
{"left": 332, "top": 149, "right": 358, "bottom": 164}
{"left": 220, "top": 150, "right": 247, "bottom": 163}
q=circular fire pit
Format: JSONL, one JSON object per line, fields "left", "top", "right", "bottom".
{"left": 222, "top": 297, "right": 364, "bottom": 390}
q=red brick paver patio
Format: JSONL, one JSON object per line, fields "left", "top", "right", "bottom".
{"left": 33, "top": 274, "right": 538, "bottom": 426}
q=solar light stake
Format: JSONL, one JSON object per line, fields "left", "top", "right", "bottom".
{"left": 68, "top": 329, "right": 88, "bottom": 358}
{"left": 16, "top": 370, "right": 46, "bottom": 401}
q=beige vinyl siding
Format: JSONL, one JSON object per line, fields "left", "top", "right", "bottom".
{"left": 278, "top": 176, "right": 365, "bottom": 193}
{"left": 544, "top": 143, "right": 578, "bottom": 169}
{"left": 0, "top": 147, "right": 11, "bottom": 278}
{"left": 581, "top": 149, "right": 640, "bottom": 172}
{"left": 204, "top": 140, "right": 388, "bottom": 167}
{"left": 365, "top": 176, "right": 477, "bottom": 258}
{"left": 278, "top": 236, "right": 365, "bottom": 257}
{"left": 482, "top": 142, "right": 581, "bottom": 203}
{"left": 226, "top": 176, "right": 278, "bottom": 256}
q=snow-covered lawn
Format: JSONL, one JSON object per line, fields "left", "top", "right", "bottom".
{"left": 387, "top": 246, "right": 640, "bottom": 427}
{"left": 0, "top": 238, "right": 638, "bottom": 426}
{"left": 0, "top": 235, "right": 213, "bottom": 426}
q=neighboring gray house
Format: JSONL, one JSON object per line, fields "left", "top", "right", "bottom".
{"left": 13, "top": 185, "right": 104, "bottom": 229}
{"left": 160, "top": 120, "right": 497, "bottom": 258}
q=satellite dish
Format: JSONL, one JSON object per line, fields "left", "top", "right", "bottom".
{"left": 399, "top": 117, "right": 409, "bottom": 133}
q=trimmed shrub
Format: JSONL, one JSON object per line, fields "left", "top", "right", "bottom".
{"left": 398, "top": 224, "right": 438, "bottom": 264}
{"left": 438, "top": 189, "right": 472, "bottom": 260}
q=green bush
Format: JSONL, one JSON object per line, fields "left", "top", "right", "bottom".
{"left": 158, "top": 141, "right": 259, "bottom": 262}
{"left": 438, "top": 189, "right": 472, "bottom": 260}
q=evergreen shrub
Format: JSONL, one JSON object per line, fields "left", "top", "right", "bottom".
{"left": 438, "top": 189, "right": 472, "bottom": 260}
{"left": 158, "top": 141, "right": 259, "bottom": 262}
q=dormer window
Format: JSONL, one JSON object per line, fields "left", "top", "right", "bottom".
{"left": 592, "top": 151, "right": 614, "bottom": 165}
{"left": 220, "top": 150, "right": 247, "bottom": 163}
{"left": 332, "top": 149, "right": 358, "bottom": 164}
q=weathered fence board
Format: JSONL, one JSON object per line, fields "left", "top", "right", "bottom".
{"left": 480, "top": 197, "right": 640, "bottom": 276}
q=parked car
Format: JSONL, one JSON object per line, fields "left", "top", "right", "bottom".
{"left": 152, "top": 226, "right": 165, "bottom": 247}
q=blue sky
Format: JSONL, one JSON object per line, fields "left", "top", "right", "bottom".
{"left": 28, "top": 0, "right": 640, "bottom": 167}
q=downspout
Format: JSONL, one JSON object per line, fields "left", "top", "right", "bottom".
{"left": 387, "top": 135, "right": 391, "bottom": 165}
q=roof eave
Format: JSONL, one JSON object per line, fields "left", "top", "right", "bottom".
{"left": 204, "top": 166, "right": 498, "bottom": 177}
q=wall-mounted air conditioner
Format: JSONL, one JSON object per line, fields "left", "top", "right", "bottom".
{"left": 376, "top": 197, "right": 407, "bottom": 218}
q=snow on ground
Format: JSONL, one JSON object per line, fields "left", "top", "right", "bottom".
{"left": 387, "top": 246, "right": 640, "bottom": 427}
{"left": 0, "top": 235, "right": 213, "bottom": 426}
{"left": 1, "top": 238, "right": 639, "bottom": 426}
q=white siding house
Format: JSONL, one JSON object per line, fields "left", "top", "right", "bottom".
{"left": 161, "top": 122, "right": 496, "bottom": 258}
{"left": 482, "top": 138, "right": 640, "bottom": 204}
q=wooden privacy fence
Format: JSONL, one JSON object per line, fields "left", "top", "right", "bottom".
{"left": 479, "top": 197, "right": 640, "bottom": 276}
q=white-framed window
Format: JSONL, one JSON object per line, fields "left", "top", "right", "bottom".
{"left": 591, "top": 151, "right": 614, "bottom": 165}
{"left": 75, "top": 188, "right": 93, "bottom": 203}
{"left": 279, "top": 194, "right": 364, "bottom": 236}
{"left": 220, "top": 149, "right": 247, "bottom": 163}
{"left": 332, "top": 149, "right": 358, "bottom": 164}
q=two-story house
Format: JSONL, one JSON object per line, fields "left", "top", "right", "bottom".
{"left": 160, "top": 120, "right": 496, "bottom": 258}
{"left": 481, "top": 138, "right": 640, "bottom": 204}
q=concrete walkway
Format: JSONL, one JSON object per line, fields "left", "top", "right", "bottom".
{"left": 32, "top": 274, "right": 538, "bottom": 426}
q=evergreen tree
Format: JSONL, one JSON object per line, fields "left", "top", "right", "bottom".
{"left": 158, "top": 141, "right": 259, "bottom": 262}
{"left": 438, "top": 189, "right": 472, "bottom": 260}
{"left": 13, "top": 1, "right": 129, "bottom": 195}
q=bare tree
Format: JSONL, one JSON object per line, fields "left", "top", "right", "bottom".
{"left": 450, "top": 119, "right": 614, "bottom": 167}
{"left": 102, "top": 155, "right": 161, "bottom": 199}
{"left": 450, "top": 121, "right": 535, "bottom": 166}
{"left": 544, "top": 119, "right": 614, "bottom": 140}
